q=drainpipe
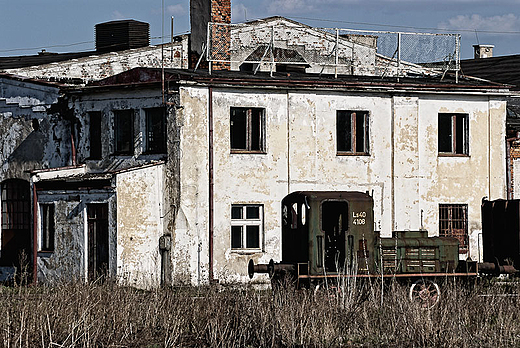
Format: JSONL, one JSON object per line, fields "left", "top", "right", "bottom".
{"left": 32, "top": 183, "right": 38, "bottom": 284}
{"left": 208, "top": 86, "right": 215, "bottom": 282}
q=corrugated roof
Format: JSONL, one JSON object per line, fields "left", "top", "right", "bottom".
{"left": 460, "top": 55, "right": 520, "bottom": 90}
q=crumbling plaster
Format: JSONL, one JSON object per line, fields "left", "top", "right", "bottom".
{"left": 178, "top": 85, "right": 507, "bottom": 282}
{"left": 4, "top": 39, "right": 189, "bottom": 84}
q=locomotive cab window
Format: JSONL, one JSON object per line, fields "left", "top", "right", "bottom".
{"left": 231, "top": 204, "right": 263, "bottom": 251}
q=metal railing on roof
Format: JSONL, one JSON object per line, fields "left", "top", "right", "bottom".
{"left": 205, "top": 21, "right": 460, "bottom": 81}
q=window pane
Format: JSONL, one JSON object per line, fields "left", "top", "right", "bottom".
{"left": 114, "top": 110, "right": 133, "bottom": 154}
{"left": 230, "top": 108, "right": 247, "bottom": 150}
{"left": 231, "top": 206, "right": 243, "bottom": 219}
{"left": 455, "top": 114, "right": 466, "bottom": 154}
{"left": 231, "top": 226, "right": 243, "bottom": 248}
{"left": 438, "top": 114, "right": 453, "bottom": 153}
{"left": 146, "top": 108, "right": 166, "bottom": 153}
{"left": 246, "top": 206, "right": 259, "bottom": 219}
{"left": 41, "top": 204, "right": 55, "bottom": 252}
{"left": 246, "top": 226, "right": 260, "bottom": 248}
{"left": 337, "top": 111, "right": 352, "bottom": 152}
{"left": 89, "top": 112, "right": 102, "bottom": 160}
{"left": 355, "top": 112, "right": 365, "bottom": 152}
{"left": 250, "top": 109, "right": 262, "bottom": 151}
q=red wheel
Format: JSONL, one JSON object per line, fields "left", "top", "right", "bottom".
{"left": 409, "top": 279, "right": 440, "bottom": 309}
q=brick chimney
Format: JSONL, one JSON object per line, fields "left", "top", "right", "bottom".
{"left": 190, "top": 0, "right": 231, "bottom": 70}
{"left": 473, "top": 44, "right": 494, "bottom": 59}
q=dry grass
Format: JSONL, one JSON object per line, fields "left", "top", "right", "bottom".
{"left": 1, "top": 278, "right": 520, "bottom": 347}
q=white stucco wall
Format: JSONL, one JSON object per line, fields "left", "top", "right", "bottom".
{"left": 116, "top": 163, "right": 166, "bottom": 288}
{"left": 177, "top": 85, "right": 507, "bottom": 283}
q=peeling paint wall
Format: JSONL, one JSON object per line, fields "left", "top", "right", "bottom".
{"left": 32, "top": 87, "right": 176, "bottom": 287}
{"left": 5, "top": 39, "right": 189, "bottom": 84}
{"left": 178, "top": 86, "right": 507, "bottom": 283}
{"left": 116, "top": 164, "right": 166, "bottom": 288}
{"left": 36, "top": 190, "right": 117, "bottom": 283}
{"left": 230, "top": 18, "right": 376, "bottom": 75}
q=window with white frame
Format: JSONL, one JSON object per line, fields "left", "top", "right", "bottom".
{"left": 231, "top": 204, "right": 263, "bottom": 250}
{"left": 40, "top": 203, "right": 55, "bottom": 252}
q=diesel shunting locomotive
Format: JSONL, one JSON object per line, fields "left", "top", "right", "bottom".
{"left": 248, "top": 192, "right": 520, "bottom": 307}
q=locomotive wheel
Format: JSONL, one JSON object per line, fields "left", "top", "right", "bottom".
{"left": 409, "top": 279, "right": 440, "bottom": 309}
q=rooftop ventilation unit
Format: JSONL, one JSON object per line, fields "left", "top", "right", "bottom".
{"left": 95, "top": 20, "right": 150, "bottom": 53}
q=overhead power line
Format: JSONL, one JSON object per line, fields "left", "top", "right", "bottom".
{"left": 288, "top": 15, "right": 520, "bottom": 34}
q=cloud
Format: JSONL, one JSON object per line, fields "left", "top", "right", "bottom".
{"left": 439, "top": 13, "right": 520, "bottom": 32}
{"left": 167, "top": 4, "right": 186, "bottom": 16}
{"left": 266, "top": 0, "right": 316, "bottom": 14}
{"left": 111, "top": 10, "right": 126, "bottom": 20}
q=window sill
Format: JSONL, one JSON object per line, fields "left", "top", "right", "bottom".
{"left": 337, "top": 152, "right": 370, "bottom": 156}
{"left": 231, "top": 249, "right": 263, "bottom": 254}
{"left": 230, "top": 150, "right": 267, "bottom": 155}
{"left": 38, "top": 251, "right": 54, "bottom": 257}
{"left": 438, "top": 153, "right": 469, "bottom": 157}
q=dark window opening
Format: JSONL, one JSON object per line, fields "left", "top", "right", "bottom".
{"left": 337, "top": 110, "right": 369, "bottom": 154}
{"left": 1, "top": 180, "right": 30, "bottom": 231}
{"left": 40, "top": 204, "right": 55, "bottom": 252}
{"left": 114, "top": 110, "right": 134, "bottom": 155}
{"left": 230, "top": 107, "right": 265, "bottom": 152}
{"left": 89, "top": 112, "right": 102, "bottom": 160}
{"left": 231, "top": 204, "right": 263, "bottom": 250}
{"left": 439, "top": 204, "right": 468, "bottom": 254}
{"left": 87, "top": 203, "right": 109, "bottom": 281}
{"left": 438, "top": 113, "right": 468, "bottom": 155}
{"left": 145, "top": 108, "right": 166, "bottom": 154}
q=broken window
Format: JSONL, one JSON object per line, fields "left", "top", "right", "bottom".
{"left": 1, "top": 180, "right": 30, "bottom": 231}
{"left": 438, "top": 113, "right": 468, "bottom": 155}
{"left": 145, "top": 108, "right": 167, "bottom": 154}
{"left": 40, "top": 203, "right": 55, "bottom": 252}
{"left": 89, "top": 112, "right": 102, "bottom": 160}
{"left": 439, "top": 204, "right": 468, "bottom": 254}
{"left": 337, "top": 110, "right": 370, "bottom": 154}
{"left": 114, "top": 110, "right": 134, "bottom": 155}
{"left": 230, "top": 107, "right": 265, "bottom": 153}
{"left": 231, "top": 204, "right": 263, "bottom": 250}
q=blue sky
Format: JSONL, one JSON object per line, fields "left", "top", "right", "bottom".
{"left": 1, "top": 0, "right": 520, "bottom": 59}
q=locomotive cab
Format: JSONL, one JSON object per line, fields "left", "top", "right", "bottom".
{"left": 253, "top": 191, "right": 376, "bottom": 280}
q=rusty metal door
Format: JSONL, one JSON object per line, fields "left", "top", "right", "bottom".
{"left": 87, "top": 203, "right": 109, "bottom": 281}
{"left": 1, "top": 180, "right": 31, "bottom": 268}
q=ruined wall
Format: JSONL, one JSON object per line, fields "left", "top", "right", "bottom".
{"left": 115, "top": 164, "right": 166, "bottom": 288}
{"left": 4, "top": 39, "right": 189, "bottom": 84}
{"left": 229, "top": 18, "right": 376, "bottom": 75}
{"left": 178, "top": 85, "right": 507, "bottom": 283}
{"left": 35, "top": 189, "right": 117, "bottom": 283}
{"left": 0, "top": 77, "right": 64, "bottom": 181}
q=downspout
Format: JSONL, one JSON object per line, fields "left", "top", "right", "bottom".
{"left": 488, "top": 98, "right": 491, "bottom": 199}
{"left": 32, "top": 183, "right": 38, "bottom": 284}
{"left": 391, "top": 96, "right": 395, "bottom": 230}
{"left": 287, "top": 90, "right": 290, "bottom": 194}
{"left": 208, "top": 86, "right": 215, "bottom": 282}
{"left": 507, "top": 137, "right": 512, "bottom": 199}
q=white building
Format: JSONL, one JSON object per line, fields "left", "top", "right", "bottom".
{"left": 30, "top": 67, "right": 508, "bottom": 286}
